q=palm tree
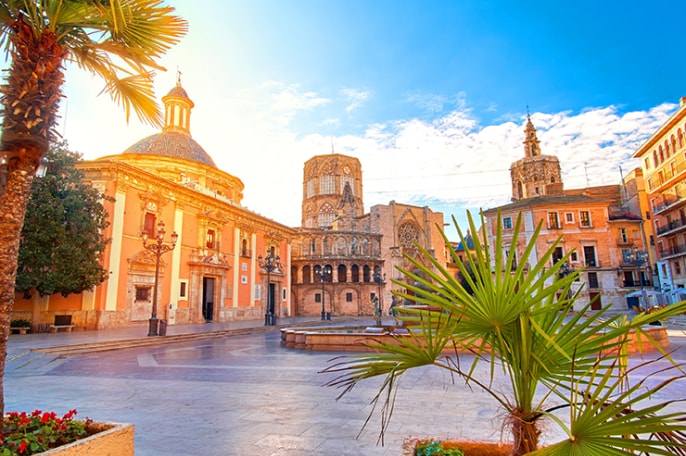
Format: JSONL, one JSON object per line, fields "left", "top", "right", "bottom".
{"left": 325, "top": 211, "right": 686, "bottom": 455}
{"left": 0, "top": 0, "right": 187, "bottom": 415}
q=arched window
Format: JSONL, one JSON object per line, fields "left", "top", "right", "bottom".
{"left": 318, "top": 203, "right": 335, "bottom": 228}
{"left": 351, "top": 265, "right": 360, "bottom": 282}
{"left": 338, "top": 264, "right": 347, "bottom": 282}
{"left": 319, "top": 175, "right": 335, "bottom": 195}
{"left": 241, "top": 238, "right": 250, "bottom": 257}
{"left": 302, "top": 265, "right": 311, "bottom": 284}
{"left": 363, "top": 265, "right": 371, "bottom": 282}
{"left": 337, "top": 237, "right": 346, "bottom": 254}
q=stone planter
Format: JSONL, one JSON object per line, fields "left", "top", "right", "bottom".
{"left": 402, "top": 437, "right": 512, "bottom": 456}
{"left": 39, "top": 422, "right": 134, "bottom": 456}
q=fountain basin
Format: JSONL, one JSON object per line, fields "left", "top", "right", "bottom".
{"left": 280, "top": 324, "right": 670, "bottom": 353}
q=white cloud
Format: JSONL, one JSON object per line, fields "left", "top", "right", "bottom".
{"left": 406, "top": 92, "right": 447, "bottom": 114}
{"left": 55, "top": 70, "right": 678, "bottom": 230}
{"left": 341, "top": 88, "right": 370, "bottom": 112}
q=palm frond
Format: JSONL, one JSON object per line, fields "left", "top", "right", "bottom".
{"left": 534, "top": 356, "right": 686, "bottom": 455}
{"left": 322, "top": 209, "right": 686, "bottom": 453}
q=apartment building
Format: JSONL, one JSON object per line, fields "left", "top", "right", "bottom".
{"left": 633, "top": 96, "right": 686, "bottom": 301}
{"left": 484, "top": 115, "right": 652, "bottom": 311}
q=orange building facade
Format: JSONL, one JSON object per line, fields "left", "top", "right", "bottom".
{"left": 13, "top": 82, "right": 294, "bottom": 330}
{"left": 633, "top": 96, "right": 686, "bottom": 299}
{"left": 484, "top": 116, "right": 654, "bottom": 311}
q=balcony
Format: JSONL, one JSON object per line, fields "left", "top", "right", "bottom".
{"left": 659, "top": 243, "right": 686, "bottom": 259}
{"left": 655, "top": 217, "right": 686, "bottom": 237}
{"left": 652, "top": 193, "right": 686, "bottom": 216}
{"left": 622, "top": 278, "right": 652, "bottom": 288}
{"left": 647, "top": 159, "right": 686, "bottom": 192}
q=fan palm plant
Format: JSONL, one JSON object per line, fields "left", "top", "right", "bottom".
{"left": 0, "top": 0, "right": 187, "bottom": 416}
{"left": 324, "top": 211, "right": 686, "bottom": 455}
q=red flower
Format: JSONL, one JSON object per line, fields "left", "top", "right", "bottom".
{"left": 18, "top": 440, "right": 27, "bottom": 452}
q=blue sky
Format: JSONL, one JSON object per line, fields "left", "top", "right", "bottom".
{"left": 46, "top": 0, "right": 686, "bottom": 229}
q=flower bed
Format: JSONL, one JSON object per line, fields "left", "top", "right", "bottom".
{"left": 1, "top": 410, "right": 133, "bottom": 455}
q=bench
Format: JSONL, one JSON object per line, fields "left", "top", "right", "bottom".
{"left": 10, "top": 327, "right": 30, "bottom": 335}
{"left": 50, "top": 315, "right": 74, "bottom": 333}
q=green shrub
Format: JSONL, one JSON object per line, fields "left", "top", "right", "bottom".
{"left": 416, "top": 440, "right": 464, "bottom": 456}
{"left": 9, "top": 320, "right": 30, "bottom": 328}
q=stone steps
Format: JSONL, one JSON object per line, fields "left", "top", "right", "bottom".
{"left": 5, "top": 328, "right": 259, "bottom": 372}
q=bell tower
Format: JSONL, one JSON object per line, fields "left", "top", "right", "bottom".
{"left": 301, "top": 154, "right": 363, "bottom": 229}
{"left": 510, "top": 113, "right": 563, "bottom": 201}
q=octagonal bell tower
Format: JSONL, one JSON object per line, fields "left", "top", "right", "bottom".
{"left": 510, "top": 114, "right": 563, "bottom": 201}
{"left": 301, "top": 154, "right": 363, "bottom": 229}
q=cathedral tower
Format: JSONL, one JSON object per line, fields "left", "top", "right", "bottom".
{"left": 510, "top": 114, "right": 563, "bottom": 201}
{"left": 301, "top": 154, "right": 363, "bottom": 229}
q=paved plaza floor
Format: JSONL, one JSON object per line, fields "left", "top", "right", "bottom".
{"left": 5, "top": 318, "right": 686, "bottom": 455}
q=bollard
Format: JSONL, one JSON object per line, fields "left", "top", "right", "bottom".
{"left": 159, "top": 319, "right": 167, "bottom": 336}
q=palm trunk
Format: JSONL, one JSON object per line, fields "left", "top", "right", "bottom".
{"left": 0, "top": 154, "right": 41, "bottom": 416}
{"left": 511, "top": 415, "right": 541, "bottom": 456}
{"left": 0, "top": 18, "right": 66, "bottom": 417}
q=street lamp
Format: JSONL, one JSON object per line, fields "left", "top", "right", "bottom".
{"left": 320, "top": 265, "right": 332, "bottom": 320}
{"left": 629, "top": 246, "right": 650, "bottom": 309}
{"left": 373, "top": 270, "right": 385, "bottom": 314}
{"left": 142, "top": 220, "right": 178, "bottom": 336}
{"left": 258, "top": 252, "right": 280, "bottom": 326}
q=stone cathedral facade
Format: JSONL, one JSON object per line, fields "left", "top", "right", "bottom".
{"left": 290, "top": 153, "right": 447, "bottom": 317}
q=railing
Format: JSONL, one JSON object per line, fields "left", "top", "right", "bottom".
{"left": 652, "top": 193, "right": 686, "bottom": 215}
{"left": 659, "top": 243, "right": 686, "bottom": 258}
{"left": 623, "top": 279, "right": 652, "bottom": 288}
{"left": 240, "top": 249, "right": 252, "bottom": 258}
{"left": 656, "top": 217, "right": 686, "bottom": 236}
{"left": 647, "top": 159, "right": 686, "bottom": 192}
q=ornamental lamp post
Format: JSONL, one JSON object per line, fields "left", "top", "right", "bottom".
{"left": 142, "top": 220, "right": 178, "bottom": 336}
{"left": 320, "top": 265, "right": 332, "bottom": 320}
{"left": 259, "top": 252, "right": 280, "bottom": 326}
{"left": 629, "top": 246, "right": 650, "bottom": 310}
{"left": 373, "top": 270, "right": 385, "bottom": 314}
